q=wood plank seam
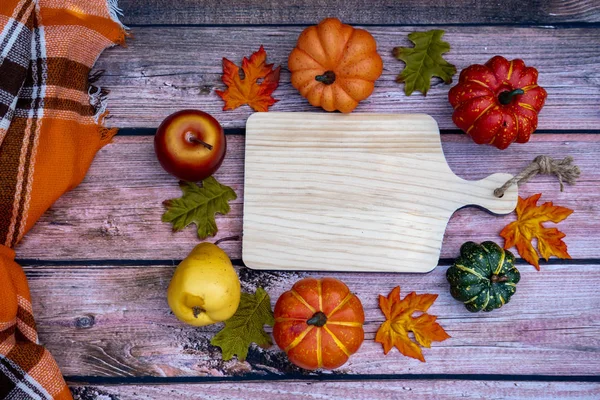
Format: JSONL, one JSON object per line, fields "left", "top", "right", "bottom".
{"left": 62, "top": 374, "right": 600, "bottom": 384}
{"left": 113, "top": 129, "right": 600, "bottom": 136}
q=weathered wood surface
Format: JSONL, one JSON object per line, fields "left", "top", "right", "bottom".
{"left": 119, "top": 0, "right": 600, "bottom": 26}
{"left": 15, "top": 134, "right": 598, "bottom": 261}
{"left": 69, "top": 380, "right": 600, "bottom": 400}
{"left": 95, "top": 26, "right": 600, "bottom": 130}
{"left": 10, "top": 1, "right": 599, "bottom": 395}
{"left": 27, "top": 263, "right": 600, "bottom": 377}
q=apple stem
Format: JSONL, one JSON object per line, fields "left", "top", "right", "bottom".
{"left": 186, "top": 132, "right": 214, "bottom": 150}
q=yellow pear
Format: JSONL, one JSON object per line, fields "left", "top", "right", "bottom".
{"left": 167, "top": 243, "right": 241, "bottom": 326}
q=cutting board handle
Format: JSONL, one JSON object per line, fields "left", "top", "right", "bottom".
{"left": 457, "top": 173, "right": 518, "bottom": 215}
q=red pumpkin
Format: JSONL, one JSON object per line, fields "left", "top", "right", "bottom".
{"left": 448, "top": 56, "right": 547, "bottom": 150}
{"left": 273, "top": 277, "right": 364, "bottom": 370}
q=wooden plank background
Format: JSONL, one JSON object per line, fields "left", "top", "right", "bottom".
{"left": 16, "top": 134, "right": 599, "bottom": 260}
{"left": 12, "top": 0, "right": 600, "bottom": 398}
{"left": 28, "top": 263, "right": 600, "bottom": 377}
{"left": 94, "top": 26, "right": 600, "bottom": 129}
{"left": 69, "top": 381, "right": 600, "bottom": 400}
{"left": 118, "top": 0, "right": 600, "bottom": 25}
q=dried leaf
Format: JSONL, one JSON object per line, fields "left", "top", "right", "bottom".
{"left": 500, "top": 193, "right": 573, "bottom": 270}
{"left": 162, "top": 177, "right": 237, "bottom": 240}
{"left": 393, "top": 30, "right": 456, "bottom": 96}
{"left": 216, "top": 46, "right": 281, "bottom": 112}
{"left": 211, "top": 287, "right": 274, "bottom": 361}
{"left": 375, "top": 286, "right": 450, "bottom": 362}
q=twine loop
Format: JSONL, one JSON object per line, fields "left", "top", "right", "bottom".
{"left": 494, "top": 155, "right": 581, "bottom": 198}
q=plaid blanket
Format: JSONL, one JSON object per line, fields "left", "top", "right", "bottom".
{"left": 0, "top": 1, "right": 125, "bottom": 398}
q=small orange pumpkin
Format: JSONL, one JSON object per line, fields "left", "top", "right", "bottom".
{"left": 288, "top": 18, "right": 383, "bottom": 113}
{"left": 273, "top": 277, "right": 365, "bottom": 370}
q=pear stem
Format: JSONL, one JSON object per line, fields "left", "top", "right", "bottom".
{"left": 214, "top": 236, "right": 240, "bottom": 246}
{"left": 192, "top": 306, "right": 205, "bottom": 318}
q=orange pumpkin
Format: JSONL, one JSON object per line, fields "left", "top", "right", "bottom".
{"left": 288, "top": 18, "right": 383, "bottom": 113}
{"left": 273, "top": 277, "right": 365, "bottom": 370}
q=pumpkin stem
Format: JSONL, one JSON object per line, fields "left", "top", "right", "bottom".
{"left": 307, "top": 311, "right": 328, "bottom": 327}
{"left": 498, "top": 89, "right": 525, "bottom": 105}
{"left": 315, "top": 71, "right": 336, "bottom": 85}
{"left": 491, "top": 274, "right": 509, "bottom": 283}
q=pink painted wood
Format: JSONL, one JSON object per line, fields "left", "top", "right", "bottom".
{"left": 118, "top": 0, "right": 600, "bottom": 25}
{"left": 69, "top": 380, "right": 600, "bottom": 399}
{"left": 16, "top": 134, "right": 598, "bottom": 261}
{"left": 28, "top": 263, "right": 600, "bottom": 377}
{"left": 94, "top": 27, "right": 600, "bottom": 130}
{"left": 13, "top": 2, "right": 600, "bottom": 397}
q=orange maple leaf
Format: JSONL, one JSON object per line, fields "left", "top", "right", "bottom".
{"left": 216, "top": 46, "right": 280, "bottom": 112}
{"left": 500, "top": 193, "right": 573, "bottom": 270}
{"left": 375, "top": 286, "right": 450, "bottom": 362}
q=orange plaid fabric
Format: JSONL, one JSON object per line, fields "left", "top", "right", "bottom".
{"left": 0, "top": 1, "right": 125, "bottom": 398}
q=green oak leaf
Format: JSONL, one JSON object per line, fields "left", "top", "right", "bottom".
{"left": 211, "top": 287, "right": 275, "bottom": 361}
{"left": 393, "top": 29, "right": 457, "bottom": 96}
{"left": 162, "top": 177, "right": 237, "bottom": 240}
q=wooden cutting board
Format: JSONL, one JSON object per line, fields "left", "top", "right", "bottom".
{"left": 242, "top": 113, "right": 518, "bottom": 273}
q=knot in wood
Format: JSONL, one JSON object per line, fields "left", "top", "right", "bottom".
{"left": 75, "top": 314, "right": 95, "bottom": 329}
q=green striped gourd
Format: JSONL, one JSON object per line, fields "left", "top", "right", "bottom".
{"left": 446, "top": 241, "right": 520, "bottom": 312}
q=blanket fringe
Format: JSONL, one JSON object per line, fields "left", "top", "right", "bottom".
{"left": 90, "top": 75, "right": 117, "bottom": 147}
{"left": 107, "top": 0, "right": 129, "bottom": 32}
{"left": 99, "top": 125, "right": 119, "bottom": 147}
{"left": 88, "top": 0, "right": 130, "bottom": 147}
{"left": 89, "top": 84, "right": 110, "bottom": 125}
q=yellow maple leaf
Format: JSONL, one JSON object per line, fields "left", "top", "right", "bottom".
{"left": 500, "top": 193, "right": 573, "bottom": 270}
{"left": 375, "top": 286, "right": 450, "bottom": 362}
{"left": 216, "top": 46, "right": 280, "bottom": 112}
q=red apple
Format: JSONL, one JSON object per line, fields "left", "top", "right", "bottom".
{"left": 154, "top": 110, "right": 226, "bottom": 181}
